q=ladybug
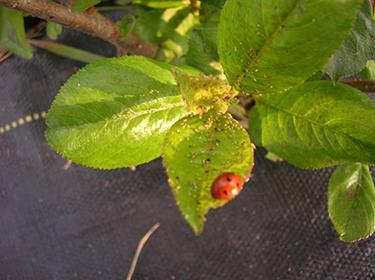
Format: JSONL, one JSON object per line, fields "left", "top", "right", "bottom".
{"left": 211, "top": 173, "right": 245, "bottom": 200}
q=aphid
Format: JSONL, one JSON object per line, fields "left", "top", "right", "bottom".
{"left": 211, "top": 173, "right": 244, "bottom": 200}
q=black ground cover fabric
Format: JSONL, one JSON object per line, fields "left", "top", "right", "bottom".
{"left": 1, "top": 27, "right": 375, "bottom": 280}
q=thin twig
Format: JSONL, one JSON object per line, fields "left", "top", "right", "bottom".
{"left": 0, "top": 0, "right": 121, "bottom": 48}
{"left": 126, "top": 223, "right": 160, "bottom": 280}
{"left": 0, "top": 0, "right": 158, "bottom": 56}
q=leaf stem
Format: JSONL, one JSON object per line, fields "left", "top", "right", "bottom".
{"left": 29, "top": 39, "right": 105, "bottom": 63}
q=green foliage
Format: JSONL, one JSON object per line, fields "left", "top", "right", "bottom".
{"left": 72, "top": 0, "right": 101, "bottom": 11}
{"left": 0, "top": 7, "right": 32, "bottom": 59}
{"left": 218, "top": 0, "right": 363, "bottom": 94}
{"left": 40, "top": 0, "right": 375, "bottom": 239}
{"left": 134, "top": 6, "right": 198, "bottom": 62}
{"left": 46, "top": 23, "right": 63, "bottom": 40}
{"left": 201, "top": 0, "right": 226, "bottom": 8}
{"left": 184, "top": 1, "right": 223, "bottom": 75}
{"left": 163, "top": 111, "right": 253, "bottom": 234}
{"left": 132, "top": 0, "right": 189, "bottom": 8}
{"left": 325, "top": 0, "right": 375, "bottom": 80}
{"left": 119, "top": 15, "right": 136, "bottom": 39}
{"left": 328, "top": 163, "right": 375, "bottom": 242}
{"left": 361, "top": 60, "right": 375, "bottom": 80}
{"left": 46, "top": 56, "right": 189, "bottom": 169}
{"left": 248, "top": 81, "right": 375, "bottom": 169}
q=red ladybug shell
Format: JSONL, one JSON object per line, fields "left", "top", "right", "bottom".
{"left": 211, "top": 173, "right": 244, "bottom": 200}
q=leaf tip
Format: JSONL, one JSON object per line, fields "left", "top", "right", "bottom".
{"left": 191, "top": 221, "right": 205, "bottom": 236}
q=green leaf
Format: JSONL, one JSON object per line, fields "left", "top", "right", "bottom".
{"left": 306, "top": 71, "right": 323, "bottom": 82}
{"left": 218, "top": 0, "right": 363, "bottom": 94}
{"left": 328, "top": 163, "right": 375, "bottom": 242}
{"left": 132, "top": 0, "right": 189, "bottom": 8}
{"left": 184, "top": 2, "right": 222, "bottom": 75}
{"left": 119, "top": 15, "right": 136, "bottom": 39}
{"left": 248, "top": 81, "right": 375, "bottom": 168}
{"left": 361, "top": 60, "right": 375, "bottom": 80}
{"left": 134, "top": 6, "right": 198, "bottom": 62}
{"left": 174, "top": 72, "right": 236, "bottom": 114}
{"left": 30, "top": 40, "right": 104, "bottom": 64}
{"left": 163, "top": 112, "right": 254, "bottom": 234}
{"left": 46, "top": 56, "right": 189, "bottom": 169}
{"left": 0, "top": 7, "right": 32, "bottom": 59}
{"left": 325, "top": 0, "right": 375, "bottom": 80}
{"left": 72, "top": 0, "right": 101, "bottom": 11}
{"left": 201, "top": 0, "right": 226, "bottom": 8}
{"left": 46, "top": 22, "right": 63, "bottom": 40}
